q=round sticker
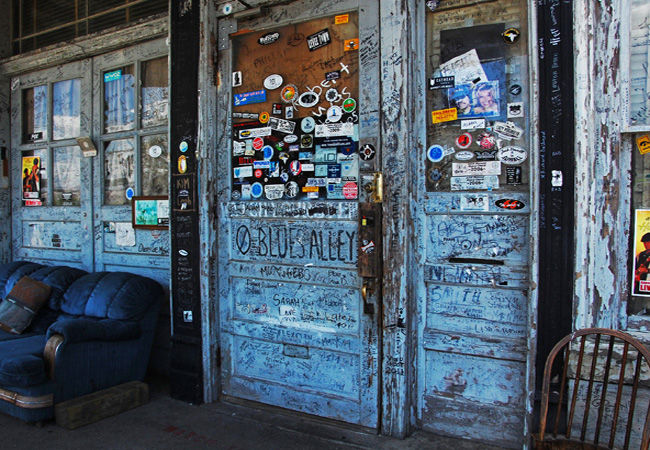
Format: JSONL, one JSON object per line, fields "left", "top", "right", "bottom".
{"left": 259, "top": 112, "right": 270, "bottom": 124}
{"left": 360, "top": 144, "right": 376, "bottom": 161}
{"left": 427, "top": 145, "right": 445, "bottom": 162}
{"left": 284, "top": 134, "right": 298, "bottom": 144}
{"left": 301, "top": 117, "right": 316, "bottom": 133}
{"left": 231, "top": 190, "right": 241, "bottom": 200}
{"left": 290, "top": 160, "right": 302, "bottom": 176}
{"left": 264, "top": 74, "right": 284, "bottom": 90}
{"left": 252, "top": 137, "right": 264, "bottom": 150}
{"left": 178, "top": 249, "right": 189, "bottom": 257}
{"left": 285, "top": 181, "right": 299, "bottom": 198}
{"left": 502, "top": 28, "right": 521, "bottom": 44}
{"left": 343, "top": 182, "right": 358, "bottom": 200}
{"left": 254, "top": 169, "right": 263, "bottom": 178}
{"left": 149, "top": 145, "right": 162, "bottom": 158}
{"left": 222, "top": 3, "right": 233, "bottom": 14}
{"left": 280, "top": 171, "right": 289, "bottom": 182}
{"left": 455, "top": 151, "right": 475, "bottom": 161}
{"left": 179, "top": 141, "right": 188, "bottom": 153}
{"left": 327, "top": 105, "right": 343, "bottom": 123}
{"left": 178, "top": 155, "right": 187, "bottom": 173}
{"left": 125, "top": 187, "right": 134, "bottom": 200}
{"left": 510, "top": 84, "right": 522, "bottom": 96}
{"left": 263, "top": 145, "right": 274, "bottom": 160}
{"left": 342, "top": 98, "right": 356, "bottom": 113}
{"left": 325, "top": 88, "right": 340, "bottom": 102}
{"left": 251, "top": 183, "right": 264, "bottom": 198}
{"left": 281, "top": 85, "right": 298, "bottom": 103}
{"left": 298, "top": 91, "right": 320, "bottom": 108}
{"left": 497, "top": 146, "right": 528, "bottom": 164}
{"left": 456, "top": 133, "right": 472, "bottom": 149}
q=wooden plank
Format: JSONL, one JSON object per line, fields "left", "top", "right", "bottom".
{"left": 55, "top": 381, "right": 149, "bottom": 430}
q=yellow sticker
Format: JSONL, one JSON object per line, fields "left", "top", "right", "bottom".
{"left": 178, "top": 155, "right": 187, "bottom": 174}
{"left": 302, "top": 186, "right": 319, "bottom": 193}
{"left": 259, "top": 112, "right": 270, "bottom": 124}
{"left": 335, "top": 14, "right": 349, "bottom": 24}
{"left": 637, "top": 135, "right": 650, "bottom": 155}
{"left": 344, "top": 38, "right": 359, "bottom": 51}
{"left": 431, "top": 108, "right": 458, "bottom": 124}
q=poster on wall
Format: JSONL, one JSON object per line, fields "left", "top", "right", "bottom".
{"left": 22, "top": 156, "right": 42, "bottom": 206}
{"left": 632, "top": 209, "right": 650, "bottom": 296}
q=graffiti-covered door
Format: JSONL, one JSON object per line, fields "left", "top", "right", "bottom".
{"left": 216, "top": 0, "right": 381, "bottom": 428}
{"left": 11, "top": 60, "right": 93, "bottom": 269}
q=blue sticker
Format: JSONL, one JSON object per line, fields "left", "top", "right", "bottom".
{"left": 179, "top": 141, "right": 188, "bottom": 153}
{"left": 251, "top": 183, "right": 264, "bottom": 198}
{"left": 263, "top": 145, "right": 274, "bottom": 160}
{"left": 328, "top": 164, "right": 341, "bottom": 178}
{"left": 427, "top": 145, "right": 445, "bottom": 162}
{"left": 234, "top": 90, "right": 267, "bottom": 107}
{"left": 104, "top": 70, "right": 122, "bottom": 83}
{"left": 125, "top": 187, "right": 134, "bottom": 200}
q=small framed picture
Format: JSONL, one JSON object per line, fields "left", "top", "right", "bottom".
{"left": 132, "top": 196, "right": 169, "bottom": 229}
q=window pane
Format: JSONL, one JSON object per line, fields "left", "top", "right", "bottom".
{"left": 21, "top": 149, "right": 47, "bottom": 206}
{"left": 53, "top": 146, "right": 81, "bottom": 206}
{"left": 53, "top": 79, "right": 81, "bottom": 140}
{"left": 629, "top": 0, "right": 650, "bottom": 126}
{"left": 22, "top": 85, "right": 48, "bottom": 143}
{"left": 104, "top": 138, "right": 134, "bottom": 205}
{"left": 141, "top": 57, "right": 169, "bottom": 128}
{"left": 103, "top": 65, "right": 135, "bottom": 133}
{"left": 141, "top": 134, "right": 168, "bottom": 196}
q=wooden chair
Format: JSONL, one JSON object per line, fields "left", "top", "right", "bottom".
{"left": 534, "top": 328, "right": 650, "bottom": 450}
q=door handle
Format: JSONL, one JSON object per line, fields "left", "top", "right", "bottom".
{"left": 362, "top": 280, "right": 375, "bottom": 315}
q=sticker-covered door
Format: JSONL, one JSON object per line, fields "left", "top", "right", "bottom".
{"left": 217, "top": 1, "right": 381, "bottom": 428}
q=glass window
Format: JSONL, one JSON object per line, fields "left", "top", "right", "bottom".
{"left": 53, "top": 146, "right": 81, "bottom": 206}
{"left": 103, "top": 65, "right": 135, "bottom": 133}
{"left": 21, "top": 149, "right": 47, "bottom": 206}
{"left": 104, "top": 139, "right": 135, "bottom": 205}
{"left": 53, "top": 79, "right": 81, "bottom": 140}
{"left": 141, "top": 57, "right": 169, "bottom": 128}
{"left": 629, "top": 0, "right": 650, "bottom": 126}
{"left": 141, "top": 134, "right": 169, "bottom": 196}
{"left": 22, "top": 85, "right": 48, "bottom": 143}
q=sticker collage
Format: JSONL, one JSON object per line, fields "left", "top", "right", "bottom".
{"left": 426, "top": 22, "right": 529, "bottom": 198}
{"left": 230, "top": 14, "right": 361, "bottom": 202}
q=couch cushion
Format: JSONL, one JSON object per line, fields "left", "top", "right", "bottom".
{"left": 0, "top": 355, "right": 46, "bottom": 387}
{"left": 61, "top": 272, "right": 162, "bottom": 321}
{"left": 26, "top": 266, "right": 87, "bottom": 311}
{"left": 0, "top": 277, "right": 52, "bottom": 334}
{"left": 1, "top": 262, "right": 46, "bottom": 299}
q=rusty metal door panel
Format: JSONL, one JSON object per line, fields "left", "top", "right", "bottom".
{"left": 216, "top": 0, "right": 381, "bottom": 428}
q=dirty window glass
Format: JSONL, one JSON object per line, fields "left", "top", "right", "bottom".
{"left": 53, "top": 146, "right": 81, "bottom": 206}
{"left": 629, "top": 0, "right": 650, "bottom": 127}
{"left": 21, "top": 149, "right": 47, "bottom": 206}
{"left": 53, "top": 79, "right": 81, "bottom": 140}
{"left": 104, "top": 138, "right": 135, "bottom": 205}
{"left": 141, "top": 134, "right": 169, "bottom": 196}
{"left": 22, "top": 85, "right": 48, "bottom": 143}
{"left": 141, "top": 57, "right": 169, "bottom": 128}
{"left": 103, "top": 65, "right": 135, "bottom": 133}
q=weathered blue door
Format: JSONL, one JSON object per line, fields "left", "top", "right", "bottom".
{"left": 11, "top": 60, "right": 94, "bottom": 269}
{"left": 216, "top": 0, "right": 381, "bottom": 428}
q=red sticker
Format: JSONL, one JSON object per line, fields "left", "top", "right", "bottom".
{"left": 252, "top": 137, "right": 264, "bottom": 150}
{"left": 495, "top": 198, "right": 525, "bottom": 210}
{"left": 343, "top": 182, "right": 358, "bottom": 199}
{"left": 456, "top": 133, "right": 472, "bottom": 149}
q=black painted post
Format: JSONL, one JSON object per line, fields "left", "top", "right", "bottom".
{"left": 536, "top": 0, "right": 575, "bottom": 393}
{"left": 169, "top": 0, "right": 203, "bottom": 403}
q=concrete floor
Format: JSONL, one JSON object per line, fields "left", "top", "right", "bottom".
{"left": 0, "top": 381, "right": 513, "bottom": 450}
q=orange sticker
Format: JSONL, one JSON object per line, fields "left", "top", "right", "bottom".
{"left": 335, "top": 14, "right": 349, "bottom": 24}
{"left": 431, "top": 108, "right": 458, "bottom": 124}
{"left": 259, "top": 112, "right": 270, "bottom": 124}
{"left": 344, "top": 38, "right": 359, "bottom": 51}
{"left": 637, "top": 135, "right": 650, "bottom": 155}
{"left": 302, "top": 186, "right": 319, "bottom": 193}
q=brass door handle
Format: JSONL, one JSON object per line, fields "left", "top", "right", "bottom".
{"left": 362, "top": 281, "right": 375, "bottom": 314}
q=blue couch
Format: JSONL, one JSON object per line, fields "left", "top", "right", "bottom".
{"left": 0, "top": 261, "right": 162, "bottom": 422}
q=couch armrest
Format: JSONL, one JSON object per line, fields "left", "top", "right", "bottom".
{"left": 46, "top": 319, "right": 141, "bottom": 344}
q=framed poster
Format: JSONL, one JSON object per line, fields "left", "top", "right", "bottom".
{"left": 131, "top": 196, "right": 169, "bottom": 229}
{"left": 632, "top": 209, "right": 650, "bottom": 296}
